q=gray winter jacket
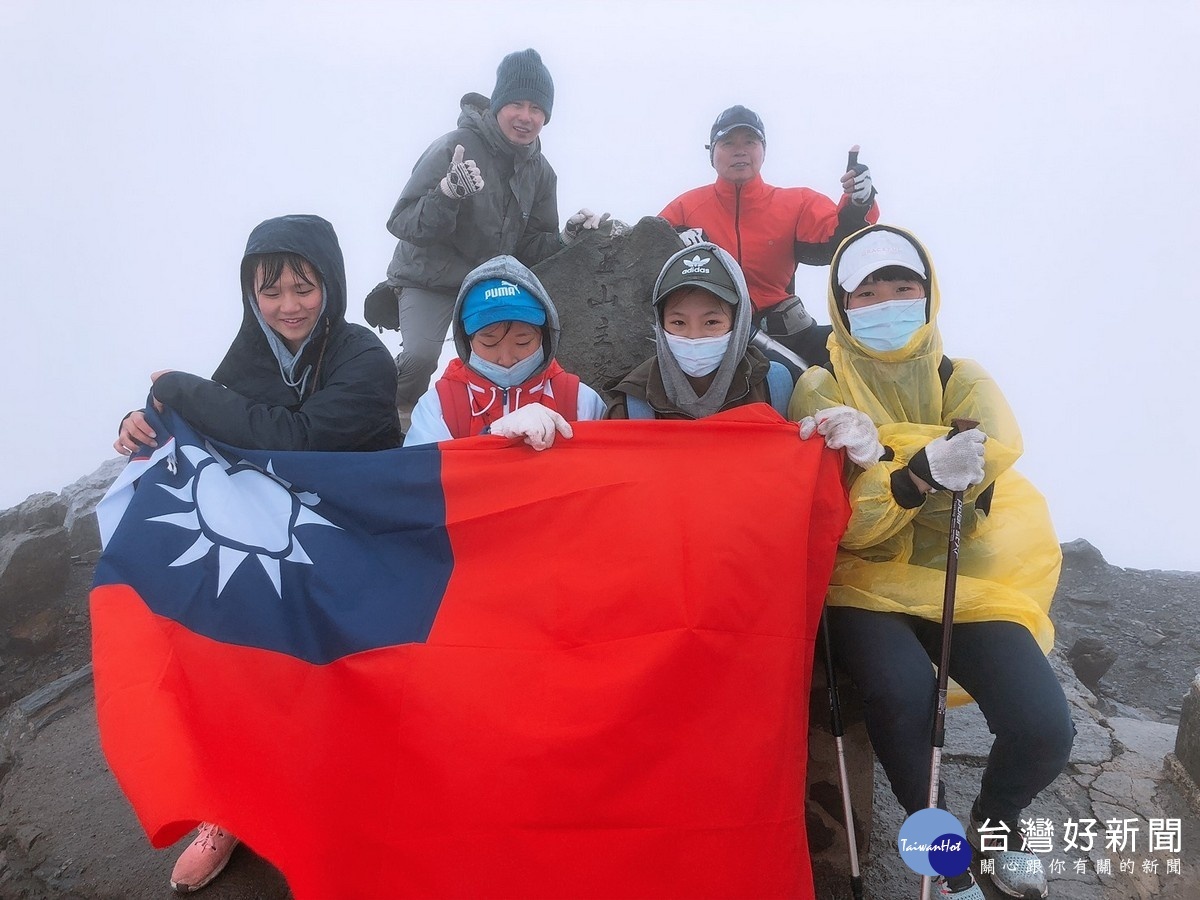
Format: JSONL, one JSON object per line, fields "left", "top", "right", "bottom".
{"left": 385, "top": 93, "right": 563, "bottom": 293}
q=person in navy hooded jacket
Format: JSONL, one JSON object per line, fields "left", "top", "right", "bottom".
{"left": 113, "top": 214, "right": 400, "bottom": 892}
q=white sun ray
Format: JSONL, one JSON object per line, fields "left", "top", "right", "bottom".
{"left": 159, "top": 482, "right": 195, "bottom": 503}
{"left": 296, "top": 505, "right": 341, "bottom": 531}
{"left": 258, "top": 555, "right": 282, "bottom": 595}
{"left": 147, "top": 511, "right": 201, "bottom": 529}
{"left": 171, "top": 533, "right": 215, "bottom": 567}
{"left": 217, "top": 546, "right": 250, "bottom": 594}
{"left": 285, "top": 541, "right": 312, "bottom": 565}
{"left": 143, "top": 443, "right": 341, "bottom": 599}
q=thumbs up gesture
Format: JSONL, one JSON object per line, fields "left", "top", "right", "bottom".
{"left": 438, "top": 144, "right": 485, "bottom": 200}
{"left": 840, "top": 144, "right": 874, "bottom": 206}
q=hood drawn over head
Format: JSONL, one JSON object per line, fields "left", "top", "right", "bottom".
{"left": 451, "top": 255, "right": 560, "bottom": 378}
{"left": 825, "top": 224, "right": 946, "bottom": 426}
{"left": 242, "top": 214, "right": 347, "bottom": 324}
{"left": 652, "top": 242, "right": 754, "bottom": 419}
{"left": 220, "top": 214, "right": 348, "bottom": 400}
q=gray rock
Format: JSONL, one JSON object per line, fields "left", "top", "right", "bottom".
{"left": 1174, "top": 673, "right": 1200, "bottom": 785}
{"left": 60, "top": 456, "right": 126, "bottom": 557}
{"left": 1069, "top": 718, "right": 1116, "bottom": 767}
{"left": 0, "top": 521, "right": 70, "bottom": 653}
{"left": 1107, "top": 716, "right": 1177, "bottom": 775}
{"left": 534, "top": 215, "right": 682, "bottom": 397}
{"left": 5, "top": 491, "right": 67, "bottom": 534}
{"left": 1068, "top": 636, "right": 1119, "bottom": 690}
{"left": 1061, "top": 538, "right": 1119, "bottom": 576}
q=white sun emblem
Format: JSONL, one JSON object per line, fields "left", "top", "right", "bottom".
{"left": 146, "top": 443, "right": 340, "bottom": 596}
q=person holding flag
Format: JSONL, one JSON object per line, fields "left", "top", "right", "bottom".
{"left": 606, "top": 241, "right": 793, "bottom": 420}
{"left": 791, "top": 225, "right": 1072, "bottom": 899}
{"left": 403, "top": 255, "right": 606, "bottom": 447}
{"left": 112, "top": 213, "right": 401, "bottom": 892}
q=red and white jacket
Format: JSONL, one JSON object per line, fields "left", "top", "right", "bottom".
{"left": 405, "top": 357, "right": 606, "bottom": 445}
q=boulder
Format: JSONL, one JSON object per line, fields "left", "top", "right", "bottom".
{"left": 0, "top": 493, "right": 70, "bottom": 653}
{"left": 1066, "top": 635, "right": 1119, "bottom": 691}
{"left": 1060, "top": 537, "right": 1118, "bottom": 576}
{"left": 1174, "top": 672, "right": 1200, "bottom": 789}
{"left": 60, "top": 456, "right": 126, "bottom": 558}
{"left": 533, "top": 216, "right": 682, "bottom": 397}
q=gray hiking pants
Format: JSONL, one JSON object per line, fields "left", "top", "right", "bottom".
{"left": 394, "top": 285, "right": 457, "bottom": 411}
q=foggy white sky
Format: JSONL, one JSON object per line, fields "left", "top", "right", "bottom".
{"left": 1, "top": 1, "right": 1197, "bottom": 571}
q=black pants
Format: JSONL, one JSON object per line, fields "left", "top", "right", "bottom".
{"left": 826, "top": 607, "right": 1074, "bottom": 825}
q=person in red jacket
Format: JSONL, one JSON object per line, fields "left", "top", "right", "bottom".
{"left": 659, "top": 105, "right": 880, "bottom": 369}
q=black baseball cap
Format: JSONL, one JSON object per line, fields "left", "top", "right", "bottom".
{"left": 653, "top": 243, "right": 742, "bottom": 308}
{"left": 709, "top": 105, "right": 766, "bottom": 145}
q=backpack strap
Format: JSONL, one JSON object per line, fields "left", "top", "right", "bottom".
{"left": 625, "top": 394, "right": 656, "bottom": 420}
{"left": 549, "top": 371, "right": 581, "bottom": 422}
{"left": 435, "top": 378, "right": 474, "bottom": 439}
{"left": 938, "top": 355, "right": 954, "bottom": 389}
{"left": 765, "top": 361, "right": 794, "bottom": 416}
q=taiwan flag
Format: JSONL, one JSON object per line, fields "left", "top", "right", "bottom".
{"left": 91, "top": 403, "right": 849, "bottom": 899}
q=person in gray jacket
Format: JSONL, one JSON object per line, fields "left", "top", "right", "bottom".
{"left": 377, "top": 48, "right": 606, "bottom": 426}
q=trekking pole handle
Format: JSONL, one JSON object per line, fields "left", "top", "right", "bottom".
{"left": 847, "top": 148, "right": 859, "bottom": 170}
{"left": 949, "top": 417, "right": 979, "bottom": 436}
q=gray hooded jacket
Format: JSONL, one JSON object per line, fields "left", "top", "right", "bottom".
{"left": 386, "top": 93, "right": 563, "bottom": 293}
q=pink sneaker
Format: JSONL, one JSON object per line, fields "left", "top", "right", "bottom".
{"left": 170, "top": 822, "right": 239, "bottom": 893}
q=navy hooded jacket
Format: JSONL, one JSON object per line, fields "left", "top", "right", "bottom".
{"left": 152, "top": 215, "right": 401, "bottom": 451}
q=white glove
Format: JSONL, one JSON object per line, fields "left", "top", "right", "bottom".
{"left": 562, "top": 208, "right": 611, "bottom": 242}
{"left": 489, "top": 404, "right": 573, "bottom": 451}
{"left": 921, "top": 429, "right": 987, "bottom": 492}
{"left": 438, "top": 144, "right": 484, "bottom": 200}
{"left": 841, "top": 166, "right": 874, "bottom": 206}
{"left": 677, "top": 227, "right": 707, "bottom": 247}
{"left": 797, "top": 406, "right": 883, "bottom": 468}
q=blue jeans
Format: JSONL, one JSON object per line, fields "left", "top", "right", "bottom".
{"left": 826, "top": 607, "right": 1074, "bottom": 825}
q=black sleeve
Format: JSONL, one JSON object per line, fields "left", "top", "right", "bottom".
{"left": 794, "top": 202, "right": 876, "bottom": 267}
{"left": 890, "top": 466, "right": 927, "bottom": 510}
{"left": 153, "top": 343, "right": 399, "bottom": 452}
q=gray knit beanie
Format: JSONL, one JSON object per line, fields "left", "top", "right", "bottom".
{"left": 490, "top": 49, "right": 554, "bottom": 123}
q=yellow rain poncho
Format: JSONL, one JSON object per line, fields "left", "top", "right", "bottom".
{"left": 788, "top": 225, "right": 1060, "bottom": 704}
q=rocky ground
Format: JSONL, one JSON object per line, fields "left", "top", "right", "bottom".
{"left": 1, "top": 455, "right": 1198, "bottom": 899}
{"left": 1051, "top": 540, "right": 1200, "bottom": 721}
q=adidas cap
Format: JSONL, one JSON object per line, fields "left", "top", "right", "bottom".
{"left": 653, "top": 244, "right": 741, "bottom": 308}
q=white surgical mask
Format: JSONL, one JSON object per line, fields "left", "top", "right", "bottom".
{"left": 468, "top": 349, "right": 545, "bottom": 388}
{"left": 846, "top": 299, "right": 926, "bottom": 351}
{"left": 664, "top": 332, "right": 731, "bottom": 377}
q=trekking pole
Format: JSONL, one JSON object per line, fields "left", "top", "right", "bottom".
{"left": 819, "top": 609, "right": 864, "bottom": 900}
{"left": 919, "top": 418, "right": 979, "bottom": 900}
{"left": 748, "top": 328, "right": 809, "bottom": 372}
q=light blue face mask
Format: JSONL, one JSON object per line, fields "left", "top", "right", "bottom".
{"left": 468, "top": 348, "right": 546, "bottom": 388}
{"left": 846, "top": 298, "right": 926, "bottom": 351}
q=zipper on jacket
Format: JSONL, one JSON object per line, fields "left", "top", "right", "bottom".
{"left": 733, "top": 184, "right": 743, "bottom": 262}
